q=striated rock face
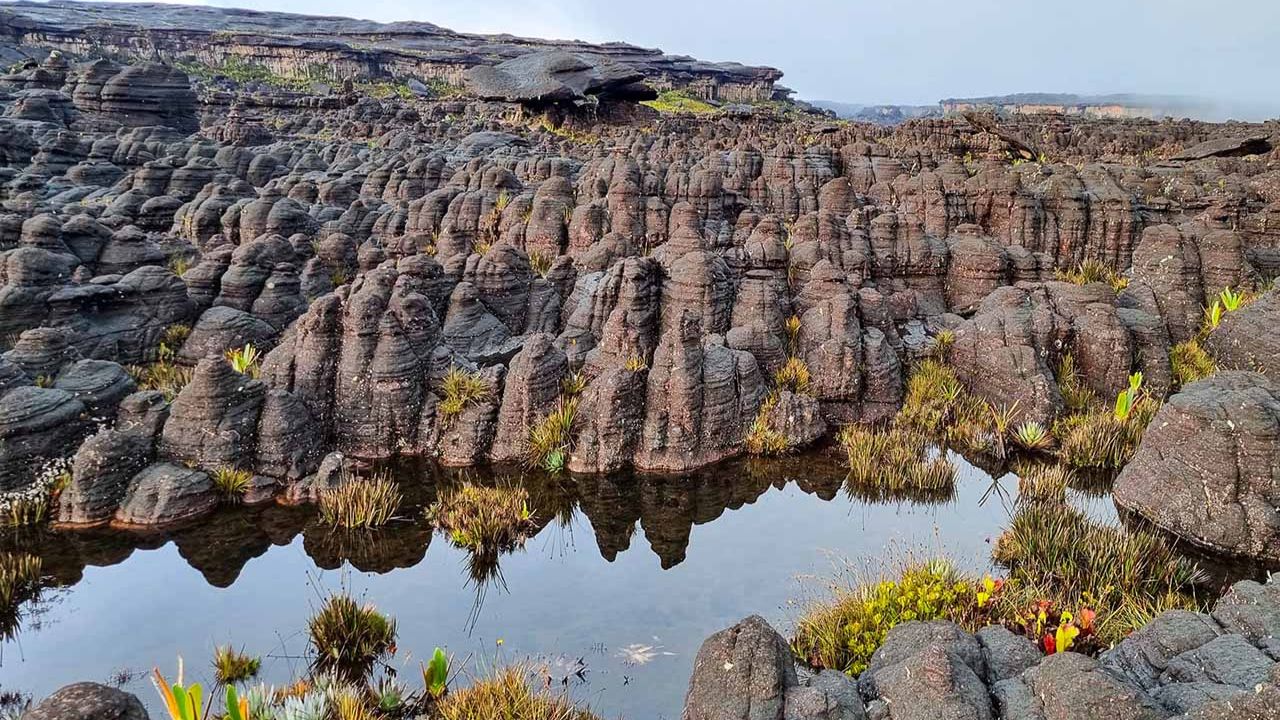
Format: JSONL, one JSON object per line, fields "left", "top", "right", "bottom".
{"left": 114, "top": 461, "right": 217, "bottom": 527}
{"left": 1205, "top": 289, "right": 1280, "bottom": 374}
{"left": 1114, "top": 371, "right": 1280, "bottom": 563}
{"left": 0, "top": 385, "right": 88, "bottom": 490}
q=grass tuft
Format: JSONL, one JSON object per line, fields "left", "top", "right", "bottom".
{"left": 225, "top": 343, "right": 262, "bottom": 378}
{"left": 436, "top": 664, "right": 599, "bottom": 720}
{"left": 525, "top": 397, "right": 579, "bottom": 472}
{"left": 993, "top": 503, "right": 1202, "bottom": 643}
{"left": 744, "top": 392, "right": 791, "bottom": 456}
{"left": 213, "top": 645, "right": 261, "bottom": 685}
{"left": 1055, "top": 259, "right": 1129, "bottom": 293}
{"left": 774, "top": 357, "right": 812, "bottom": 395}
{"left": 212, "top": 466, "right": 253, "bottom": 501}
{"left": 0, "top": 552, "right": 42, "bottom": 639}
{"left": 126, "top": 361, "right": 193, "bottom": 402}
{"left": 307, "top": 593, "right": 397, "bottom": 682}
{"left": 439, "top": 367, "right": 492, "bottom": 422}
{"left": 318, "top": 471, "right": 402, "bottom": 529}
{"left": 838, "top": 424, "right": 955, "bottom": 498}
{"left": 1170, "top": 339, "right": 1216, "bottom": 388}
{"left": 427, "top": 484, "right": 535, "bottom": 553}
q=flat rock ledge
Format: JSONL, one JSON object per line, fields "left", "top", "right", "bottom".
{"left": 682, "top": 575, "right": 1280, "bottom": 720}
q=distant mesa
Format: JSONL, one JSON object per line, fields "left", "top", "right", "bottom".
{"left": 0, "top": 0, "right": 786, "bottom": 106}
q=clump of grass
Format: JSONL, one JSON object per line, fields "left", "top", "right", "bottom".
{"left": 993, "top": 503, "right": 1203, "bottom": 643}
{"left": 126, "top": 361, "right": 193, "bottom": 401}
{"left": 318, "top": 471, "right": 402, "bottom": 529}
{"left": 1055, "top": 394, "right": 1157, "bottom": 469}
{"left": 560, "top": 371, "right": 587, "bottom": 397}
{"left": 162, "top": 323, "right": 192, "bottom": 349}
{"left": 213, "top": 646, "right": 261, "bottom": 685}
{"left": 1170, "top": 339, "right": 1216, "bottom": 388}
{"left": 897, "top": 359, "right": 992, "bottom": 453}
{"left": 745, "top": 393, "right": 791, "bottom": 456}
{"left": 529, "top": 250, "right": 554, "bottom": 278}
{"left": 525, "top": 397, "right": 578, "bottom": 472}
{"left": 931, "top": 328, "right": 956, "bottom": 359}
{"left": 640, "top": 89, "right": 718, "bottom": 115}
{"left": 774, "top": 357, "right": 811, "bottom": 394}
{"left": 1054, "top": 354, "right": 1096, "bottom": 413}
{"left": 784, "top": 315, "right": 802, "bottom": 354}
{"left": 33, "top": 374, "right": 53, "bottom": 388}
{"left": 307, "top": 593, "right": 397, "bottom": 682}
{"left": 225, "top": 343, "right": 261, "bottom": 378}
{"left": 436, "top": 664, "right": 599, "bottom": 720}
{"left": 0, "top": 552, "right": 42, "bottom": 637}
{"left": 790, "top": 558, "right": 993, "bottom": 675}
{"left": 624, "top": 353, "right": 648, "bottom": 372}
{"left": 427, "top": 484, "right": 535, "bottom": 553}
{"left": 838, "top": 424, "right": 955, "bottom": 498}
{"left": 212, "top": 466, "right": 253, "bottom": 501}
{"left": 1055, "top": 259, "right": 1128, "bottom": 292}
{"left": 1014, "top": 463, "right": 1071, "bottom": 504}
{"left": 439, "top": 367, "right": 492, "bottom": 422}
{"left": 168, "top": 255, "right": 192, "bottom": 278}
{"left": 330, "top": 268, "right": 350, "bottom": 287}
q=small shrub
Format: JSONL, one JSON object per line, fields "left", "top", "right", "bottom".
{"left": 436, "top": 664, "right": 599, "bottom": 720}
{"left": 212, "top": 467, "right": 252, "bottom": 501}
{"left": 427, "top": 484, "right": 535, "bottom": 553}
{"left": 791, "top": 559, "right": 993, "bottom": 675}
{"left": 307, "top": 593, "right": 397, "bottom": 682}
{"left": 225, "top": 344, "right": 261, "bottom": 378}
{"left": 318, "top": 472, "right": 401, "bottom": 529}
{"left": 212, "top": 646, "right": 260, "bottom": 685}
{"left": 1170, "top": 339, "right": 1216, "bottom": 388}
{"left": 993, "top": 503, "right": 1202, "bottom": 643}
{"left": 774, "top": 357, "right": 811, "bottom": 394}
{"left": 439, "top": 367, "right": 492, "bottom": 422}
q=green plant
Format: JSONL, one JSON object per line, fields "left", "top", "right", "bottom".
{"left": 1012, "top": 421, "right": 1052, "bottom": 452}
{"left": 212, "top": 467, "right": 253, "bottom": 501}
{"left": 525, "top": 397, "right": 579, "bottom": 471}
{"left": 1014, "top": 463, "right": 1071, "bottom": 504}
{"left": 317, "top": 471, "right": 401, "bottom": 529}
{"left": 1054, "top": 354, "right": 1096, "bottom": 413}
{"left": 1170, "top": 339, "right": 1216, "bottom": 388}
{"left": 1203, "top": 300, "right": 1223, "bottom": 332}
{"left": 529, "top": 250, "right": 554, "bottom": 278}
{"left": 560, "top": 371, "right": 587, "bottom": 397}
{"left": 1055, "top": 392, "right": 1157, "bottom": 469}
{"left": 307, "top": 593, "right": 397, "bottom": 681}
{"left": 790, "top": 559, "right": 993, "bottom": 675}
{"left": 932, "top": 328, "right": 956, "bottom": 358}
{"left": 225, "top": 344, "right": 261, "bottom": 378}
{"left": 987, "top": 401, "right": 1020, "bottom": 459}
{"left": 33, "top": 374, "right": 53, "bottom": 388}
{"left": 439, "top": 367, "right": 492, "bottom": 421}
{"left": 784, "top": 315, "right": 803, "bottom": 354}
{"left": 0, "top": 552, "right": 42, "bottom": 639}
{"left": 640, "top": 89, "right": 718, "bottom": 115}
{"left": 424, "top": 647, "right": 450, "bottom": 700}
{"left": 624, "top": 353, "right": 648, "bottom": 372}
{"left": 1054, "top": 259, "right": 1128, "bottom": 293}
{"left": 223, "top": 686, "right": 250, "bottom": 720}
{"left": 774, "top": 357, "right": 812, "bottom": 394}
{"left": 212, "top": 646, "right": 260, "bottom": 685}
{"left": 152, "top": 662, "right": 207, "bottom": 720}
{"left": 127, "top": 361, "right": 194, "bottom": 401}
{"left": 839, "top": 425, "right": 956, "bottom": 498}
{"left": 992, "top": 503, "right": 1202, "bottom": 643}
{"left": 427, "top": 484, "right": 536, "bottom": 553}
{"left": 436, "top": 664, "right": 599, "bottom": 720}
{"left": 1219, "top": 286, "right": 1243, "bottom": 312}
{"left": 1113, "top": 372, "right": 1144, "bottom": 422}
{"left": 745, "top": 393, "right": 790, "bottom": 456}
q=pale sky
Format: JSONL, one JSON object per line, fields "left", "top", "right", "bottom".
{"left": 130, "top": 0, "right": 1280, "bottom": 110}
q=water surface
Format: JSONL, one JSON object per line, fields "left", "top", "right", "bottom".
{"left": 0, "top": 451, "right": 1110, "bottom": 719}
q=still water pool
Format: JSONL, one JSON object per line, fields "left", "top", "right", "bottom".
{"left": 0, "top": 451, "right": 1114, "bottom": 719}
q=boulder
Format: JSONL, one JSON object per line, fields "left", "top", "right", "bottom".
{"left": 22, "top": 682, "right": 148, "bottom": 720}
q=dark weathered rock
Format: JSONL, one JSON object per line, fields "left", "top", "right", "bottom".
{"left": 1114, "top": 371, "right": 1280, "bottom": 563}
{"left": 115, "top": 461, "right": 217, "bottom": 527}
{"left": 22, "top": 682, "right": 148, "bottom": 720}
{"left": 0, "top": 385, "right": 88, "bottom": 491}
{"left": 684, "top": 615, "right": 796, "bottom": 720}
